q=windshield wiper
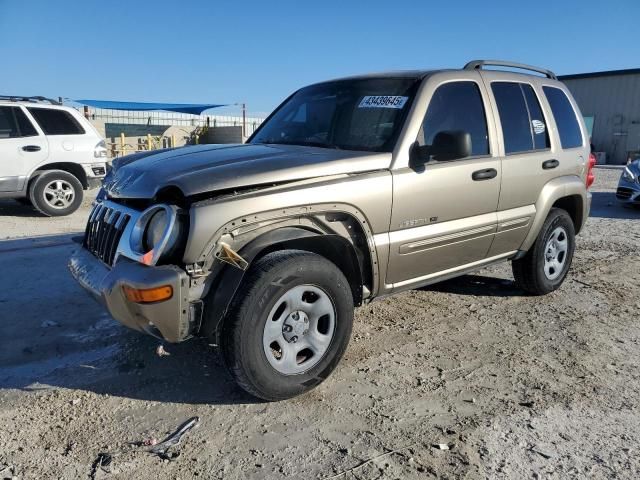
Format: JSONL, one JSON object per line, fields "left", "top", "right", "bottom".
{"left": 262, "top": 140, "right": 341, "bottom": 150}
{"left": 298, "top": 140, "right": 341, "bottom": 150}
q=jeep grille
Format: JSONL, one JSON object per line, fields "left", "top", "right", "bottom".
{"left": 83, "top": 203, "right": 131, "bottom": 266}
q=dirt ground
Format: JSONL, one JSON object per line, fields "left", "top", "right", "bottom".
{"left": 0, "top": 167, "right": 639, "bottom": 480}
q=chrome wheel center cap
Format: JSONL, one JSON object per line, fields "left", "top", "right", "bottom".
{"left": 282, "top": 310, "right": 309, "bottom": 343}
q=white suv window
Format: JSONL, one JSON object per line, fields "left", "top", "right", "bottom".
{"left": 0, "top": 106, "right": 38, "bottom": 138}
{"left": 27, "top": 107, "right": 85, "bottom": 135}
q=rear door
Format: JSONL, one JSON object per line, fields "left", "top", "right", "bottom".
{"left": 386, "top": 72, "right": 501, "bottom": 288}
{"left": 478, "top": 72, "right": 577, "bottom": 256}
{"left": 26, "top": 106, "right": 90, "bottom": 165}
{"left": 0, "top": 106, "right": 48, "bottom": 192}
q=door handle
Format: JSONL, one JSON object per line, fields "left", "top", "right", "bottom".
{"left": 542, "top": 159, "right": 559, "bottom": 170}
{"left": 471, "top": 168, "right": 498, "bottom": 181}
{"left": 22, "top": 145, "right": 41, "bottom": 152}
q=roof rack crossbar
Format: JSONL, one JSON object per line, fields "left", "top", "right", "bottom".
{"left": 0, "top": 95, "right": 61, "bottom": 105}
{"left": 464, "top": 60, "right": 557, "bottom": 80}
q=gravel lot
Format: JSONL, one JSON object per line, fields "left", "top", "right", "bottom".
{"left": 0, "top": 168, "right": 639, "bottom": 479}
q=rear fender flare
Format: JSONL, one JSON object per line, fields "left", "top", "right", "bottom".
{"left": 519, "top": 175, "right": 588, "bottom": 251}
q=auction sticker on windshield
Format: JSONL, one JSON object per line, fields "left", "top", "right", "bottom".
{"left": 359, "top": 96, "right": 408, "bottom": 109}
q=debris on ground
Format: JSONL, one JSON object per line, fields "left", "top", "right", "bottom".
{"left": 432, "top": 443, "right": 452, "bottom": 450}
{"left": 86, "top": 417, "right": 200, "bottom": 476}
{"left": 323, "top": 443, "right": 418, "bottom": 479}
{"left": 63, "top": 441, "right": 76, "bottom": 456}
{"left": 519, "top": 401, "right": 535, "bottom": 408}
{"left": 155, "top": 345, "right": 171, "bottom": 357}
{"left": 148, "top": 416, "right": 200, "bottom": 460}
{"left": 0, "top": 461, "right": 16, "bottom": 478}
{"left": 89, "top": 452, "right": 112, "bottom": 479}
{"left": 531, "top": 447, "right": 553, "bottom": 459}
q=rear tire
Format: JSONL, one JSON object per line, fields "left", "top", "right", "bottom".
{"left": 29, "top": 170, "right": 83, "bottom": 217}
{"left": 220, "top": 250, "right": 354, "bottom": 401}
{"left": 512, "top": 208, "right": 575, "bottom": 295}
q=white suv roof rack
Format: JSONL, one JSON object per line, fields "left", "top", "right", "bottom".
{"left": 0, "top": 95, "right": 62, "bottom": 105}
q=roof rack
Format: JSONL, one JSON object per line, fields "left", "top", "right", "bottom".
{"left": 0, "top": 95, "right": 62, "bottom": 105}
{"left": 463, "top": 60, "right": 557, "bottom": 80}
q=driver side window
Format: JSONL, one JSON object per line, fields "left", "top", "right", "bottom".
{"left": 418, "top": 81, "right": 489, "bottom": 157}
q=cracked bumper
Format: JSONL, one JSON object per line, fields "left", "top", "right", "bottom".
{"left": 616, "top": 178, "right": 640, "bottom": 204}
{"left": 68, "top": 247, "right": 196, "bottom": 342}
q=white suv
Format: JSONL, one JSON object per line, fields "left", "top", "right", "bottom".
{"left": 0, "top": 96, "right": 108, "bottom": 216}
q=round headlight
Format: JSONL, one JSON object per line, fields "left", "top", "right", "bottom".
{"left": 130, "top": 204, "right": 183, "bottom": 265}
{"left": 143, "top": 210, "right": 168, "bottom": 252}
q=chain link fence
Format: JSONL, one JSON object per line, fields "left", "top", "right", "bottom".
{"left": 75, "top": 107, "right": 265, "bottom": 157}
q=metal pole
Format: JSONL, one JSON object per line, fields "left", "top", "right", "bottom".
{"left": 120, "top": 133, "right": 125, "bottom": 156}
{"left": 147, "top": 134, "right": 152, "bottom": 150}
{"left": 242, "top": 103, "right": 246, "bottom": 138}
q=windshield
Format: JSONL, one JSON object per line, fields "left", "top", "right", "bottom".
{"left": 250, "top": 77, "right": 420, "bottom": 152}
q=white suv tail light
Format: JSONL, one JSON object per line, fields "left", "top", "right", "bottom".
{"left": 94, "top": 140, "right": 108, "bottom": 158}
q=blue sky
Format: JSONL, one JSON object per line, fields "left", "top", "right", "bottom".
{"left": 1, "top": 0, "right": 638, "bottom": 116}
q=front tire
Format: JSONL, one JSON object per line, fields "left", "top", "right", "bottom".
{"left": 512, "top": 208, "right": 575, "bottom": 295}
{"left": 29, "top": 170, "right": 83, "bottom": 217}
{"left": 220, "top": 250, "right": 354, "bottom": 401}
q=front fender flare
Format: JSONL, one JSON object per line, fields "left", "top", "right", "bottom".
{"left": 199, "top": 227, "right": 324, "bottom": 339}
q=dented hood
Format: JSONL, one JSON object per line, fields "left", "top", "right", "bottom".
{"left": 104, "top": 143, "right": 391, "bottom": 199}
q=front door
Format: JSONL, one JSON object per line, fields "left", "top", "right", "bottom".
{"left": 386, "top": 77, "right": 500, "bottom": 288}
{"left": 0, "top": 106, "right": 48, "bottom": 192}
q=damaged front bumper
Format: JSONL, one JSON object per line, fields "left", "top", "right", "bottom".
{"left": 616, "top": 177, "right": 640, "bottom": 205}
{"left": 68, "top": 247, "right": 200, "bottom": 342}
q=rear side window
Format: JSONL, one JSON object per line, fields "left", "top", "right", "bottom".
{"left": 522, "top": 85, "right": 550, "bottom": 150}
{"left": 419, "top": 81, "right": 489, "bottom": 156}
{"left": 543, "top": 86, "right": 583, "bottom": 149}
{"left": 27, "top": 108, "right": 85, "bottom": 135}
{"left": 491, "top": 82, "right": 550, "bottom": 154}
{"left": 0, "top": 106, "right": 38, "bottom": 138}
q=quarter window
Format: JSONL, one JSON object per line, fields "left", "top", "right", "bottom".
{"left": 543, "top": 86, "right": 583, "bottom": 149}
{"left": 0, "top": 106, "right": 38, "bottom": 138}
{"left": 522, "top": 85, "right": 550, "bottom": 150}
{"left": 27, "top": 108, "right": 85, "bottom": 135}
{"left": 491, "top": 82, "right": 550, "bottom": 154}
{"left": 419, "top": 81, "right": 489, "bottom": 157}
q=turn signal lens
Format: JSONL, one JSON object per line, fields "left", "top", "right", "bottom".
{"left": 123, "top": 285, "right": 173, "bottom": 304}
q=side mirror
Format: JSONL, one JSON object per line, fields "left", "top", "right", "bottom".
{"left": 411, "top": 130, "right": 472, "bottom": 165}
